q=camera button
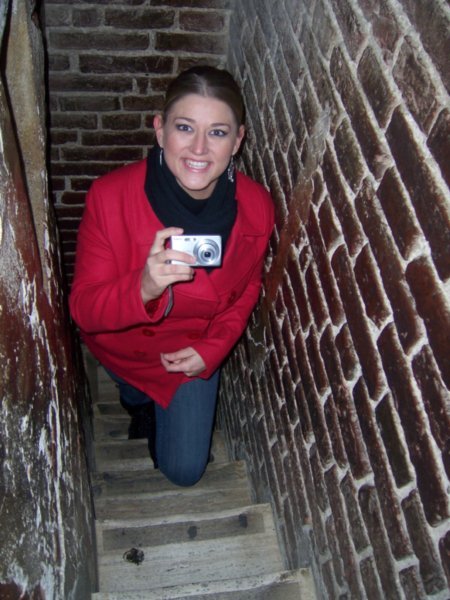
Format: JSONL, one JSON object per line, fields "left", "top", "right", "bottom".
{"left": 142, "top": 328, "right": 155, "bottom": 337}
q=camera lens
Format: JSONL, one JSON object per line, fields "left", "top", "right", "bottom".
{"left": 194, "top": 239, "right": 220, "bottom": 265}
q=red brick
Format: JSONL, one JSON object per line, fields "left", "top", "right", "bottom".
{"left": 378, "top": 324, "right": 449, "bottom": 525}
{"left": 306, "top": 328, "right": 329, "bottom": 395}
{"left": 72, "top": 8, "right": 101, "bottom": 27}
{"left": 406, "top": 257, "right": 450, "bottom": 388}
{"left": 101, "top": 114, "right": 141, "bottom": 130}
{"left": 51, "top": 162, "right": 121, "bottom": 177}
{"left": 48, "top": 54, "right": 70, "bottom": 71}
{"left": 123, "top": 95, "right": 164, "bottom": 112}
{"left": 50, "top": 131, "right": 78, "bottom": 145}
{"left": 358, "top": 46, "right": 396, "bottom": 128}
{"left": 324, "top": 395, "right": 348, "bottom": 468}
{"left": 325, "top": 467, "right": 364, "bottom": 597}
{"left": 321, "top": 325, "right": 371, "bottom": 478}
{"left": 330, "top": 47, "right": 387, "bottom": 178}
{"left": 60, "top": 192, "right": 85, "bottom": 206}
{"left": 305, "top": 264, "right": 329, "bottom": 330}
{"left": 376, "top": 168, "right": 422, "bottom": 260}
{"left": 335, "top": 324, "right": 359, "bottom": 382}
{"left": 312, "top": 0, "right": 340, "bottom": 59}
{"left": 61, "top": 147, "right": 143, "bottom": 162}
{"left": 399, "top": 566, "right": 428, "bottom": 599}
{"left": 49, "top": 31, "right": 150, "bottom": 50}
{"left": 412, "top": 346, "right": 450, "bottom": 476}
{"left": 354, "top": 381, "right": 413, "bottom": 559}
{"left": 354, "top": 244, "right": 390, "bottom": 328}
{"left": 402, "top": 491, "right": 448, "bottom": 594}
{"left": 386, "top": 108, "right": 450, "bottom": 280}
{"left": 51, "top": 114, "right": 97, "bottom": 129}
{"left": 180, "top": 10, "right": 226, "bottom": 32}
{"left": 49, "top": 73, "right": 133, "bottom": 93}
{"left": 331, "top": 0, "right": 367, "bottom": 60}
{"left": 105, "top": 8, "right": 174, "bottom": 29}
{"left": 355, "top": 179, "right": 422, "bottom": 352}
{"left": 427, "top": 108, "right": 450, "bottom": 188}
{"left": 360, "top": 557, "right": 385, "bottom": 600}
{"left": 393, "top": 37, "right": 440, "bottom": 133}
{"left": 155, "top": 32, "right": 226, "bottom": 54}
{"left": 81, "top": 131, "right": 149, "bottom": 146}
{"left": 322, "top": 148, "right": 366, "bottom": 256}
{"left": 298, "top": 446, "right": 328, "bottom": 554}
{"left": 306, "top": 210, "right": 345, "bottom": 325}
{"left": 70, "top": 178, "right": 92, "bottom": 192}
{"left": 286, "top": 252, "right": 311, "bottom": 330}
{"left": 334, "top": 119, "right": 365, "bottom": 191}
{"left": 318, "top": 196, "right": 342, "bottom": 251}
{"left": 325, "top": 517, "right": 346, "bottom": 587}
{"left": 151, "top": 0, "right": 229, "bottom": 6}
{"left": 439, "top": 532, "right": 450, "bottom": 588}
{"left": 331, "top": 245, "right": 385, "bottom": 398}
{"left": 359, "top": 486, "right": 403, "bottom": 597}
{"left": 375, "top": 395, "right": 412, "bottom": 488}
{"left": 79, "top": 55, "right": 173, "bottom": 75}
{"left": 341, "top": 472, "right": 370, "bottom": 552}
{"left": 358, "top": 0, "right": 402, "bottom": 60}
{"left": 59, "top": 97, "right": 120, "bottom": 113}
{"left": 399, "top": 0, "right": 450, "bottom": 91}
{"left": 44, "top": 5, "right": 72, "bottom": 26}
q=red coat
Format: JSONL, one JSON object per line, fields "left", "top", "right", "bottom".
{"left": 69, "top": 159, "right": 274, "bottom": 408}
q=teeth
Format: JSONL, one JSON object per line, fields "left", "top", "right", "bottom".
{"left": 186, "top": 160, "right": 208, "bottom": 169}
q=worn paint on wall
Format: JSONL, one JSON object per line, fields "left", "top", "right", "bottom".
{"left": 0, "top": 1, "right": 95, "bottom": 598}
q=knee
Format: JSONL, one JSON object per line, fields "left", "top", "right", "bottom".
{"left": 158, "top": 459, "right": 206, "bottom": 487}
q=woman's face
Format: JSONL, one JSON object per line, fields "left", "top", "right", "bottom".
{"left": 154, "top": 94, "right": 245, "bottom": 199}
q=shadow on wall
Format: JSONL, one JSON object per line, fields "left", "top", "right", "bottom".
{"left": 0, "top": 1, "right": 95, "bottom": 598}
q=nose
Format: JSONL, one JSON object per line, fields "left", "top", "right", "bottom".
{"left": 190, "top": 131, "right": 208, "bottom": 155}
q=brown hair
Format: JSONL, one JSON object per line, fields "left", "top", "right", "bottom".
{"left": 162, "top": 66, "right": 245, "bottom": 127}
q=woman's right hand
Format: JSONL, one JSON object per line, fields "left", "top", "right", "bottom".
{"left": 141, "top": 227, "right": 195, "bottom": 304}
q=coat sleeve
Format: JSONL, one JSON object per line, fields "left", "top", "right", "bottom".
{"left": 69, "top": 181, "right": 169, "bottom": 333}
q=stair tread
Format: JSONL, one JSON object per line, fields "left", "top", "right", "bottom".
{"left": 95, "top": 503, "right": 275, "bottom": 553}
{"left": 94, "top": 485, "right": 253, "bottom": 520}
{"left": 91, "top": 569, "right": 312, "bottom": 599}
{"left": 93, "top": 461, "right": 249, "bottom": 498}
{"left": 97, "top": 532, "right": 284, "bottom": 592}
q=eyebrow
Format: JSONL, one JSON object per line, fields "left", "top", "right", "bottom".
{"left": 174, "top": 116, "right": 231, "bottom": 128}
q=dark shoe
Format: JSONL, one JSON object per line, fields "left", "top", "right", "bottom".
{"left": 120, "top": 397, "right": 158, "bottom": 468}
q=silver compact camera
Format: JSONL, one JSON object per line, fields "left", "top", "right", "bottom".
{"left": 170, "top": 235, "right": 222, "bottom": 267}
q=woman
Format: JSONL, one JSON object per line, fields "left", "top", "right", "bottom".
{"left": 70, "top": 66, "right": 274, "bottom": 486}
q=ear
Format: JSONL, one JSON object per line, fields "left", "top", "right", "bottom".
{"left": 233, "top": 125, "right": 245, "bottom": 155}
{"left": 153, "top": 114, "right": 164, "bottom": 147}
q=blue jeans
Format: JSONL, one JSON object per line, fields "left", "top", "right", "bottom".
{"left": 104, "top": 368, "right": 219, "bottom": 487}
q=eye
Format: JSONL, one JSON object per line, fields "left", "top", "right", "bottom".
{"left": 210, "top": 129, "right": 228, "bottom": 137}
{"left": 175, "top": 123, "right": 192, "bottom": 132}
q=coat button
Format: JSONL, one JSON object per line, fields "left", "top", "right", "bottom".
{"left": 142, "top": 328, "right": 155, "bottom": 337}
{"left": 134, "top": 351, "right": 146, "bottom": 357}
{"left": 227, "top": 291, "right": 237, "bottom": 304}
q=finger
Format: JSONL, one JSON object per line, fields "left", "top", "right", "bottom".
{"left": 150, "top": 227, "right": 184, "bottom": 256}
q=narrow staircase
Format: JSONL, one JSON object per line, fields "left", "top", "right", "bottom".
{"left": 86, "top": 352, "right": 317, "bottom": 599}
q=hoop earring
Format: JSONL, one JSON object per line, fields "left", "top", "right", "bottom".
{"left": 159, "top": 147, "right": 163, "bottom": 166}
{"left": 227, "top": 156, "right": 235, "bottom": 182}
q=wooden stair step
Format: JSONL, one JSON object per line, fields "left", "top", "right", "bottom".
{"left": 94, "top": 485, "right": 253, "bottom": 521}
{"left": 97, "top": 531, "right": 284, "bottom": 592}
{"left": 96, "top": 504, "right": 274, "bottom": 553}
{"left": 91, "top": 569, "right": 312, "bottom": 599}
{"left": 92, "top": 461, "right": 249, "bottom": 499}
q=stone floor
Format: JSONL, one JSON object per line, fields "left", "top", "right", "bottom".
{"left": 85, "top": 351, "right": 317, "bottom": 599}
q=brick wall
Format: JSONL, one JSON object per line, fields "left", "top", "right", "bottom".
{"left": 44, "top": 0, "right": 232, "bottom": 285}
{"left": 218, "top": 1, "right": 450, "bottom": 599}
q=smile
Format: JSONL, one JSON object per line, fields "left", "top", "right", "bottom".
{"left": 185, "top": 159, "right": 209, "bottom": 170}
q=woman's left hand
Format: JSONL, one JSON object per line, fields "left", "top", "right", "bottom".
{"left": 160, "top": 347, "right": 206, "bottom": 377}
